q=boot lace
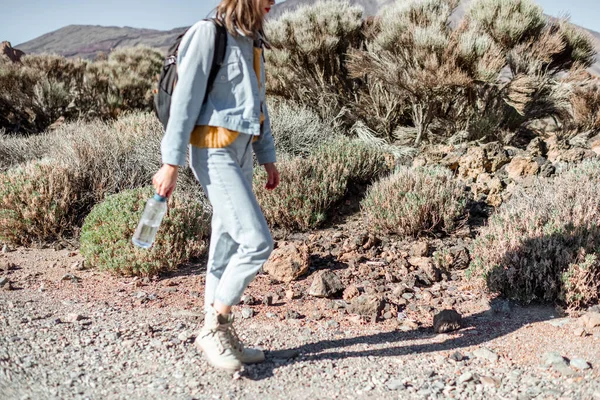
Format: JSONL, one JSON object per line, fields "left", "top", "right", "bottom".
{"left": 226, "top": 325, "right": 244, "bottom": 353}
{"left": 202, "top": 324, "right": 234, "bottom": 354}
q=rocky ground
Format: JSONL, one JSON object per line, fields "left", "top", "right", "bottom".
{"left": 2, "top": 214, "right": 600, "bottom": 400}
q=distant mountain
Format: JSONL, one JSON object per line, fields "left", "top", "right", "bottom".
{"left": 16, "top": 25, "right": 187, "bottom": 59}
{"left": 12, "top": 0, "right": 600, "bottom": 74}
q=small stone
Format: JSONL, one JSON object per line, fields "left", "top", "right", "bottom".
{"left": 409, "top": 242, "right": 429, "bottom": 257}
{"left": 65, "top": 313, "right": 85, "bottom": 323}
{"left": 61, "top": 274, "right": 81, "bottom": 283}
{"left": 480, "top": 376, "right": 500, "bottom": 387}
{"left": 473, "top": 347, "right": 499, "bottom": 363}
{"left": 170, "top": 310, "right": 204, "bottom": 320}
{"left": 573, "top": 327, "right": 588, "bottom": 337}
{"left": 325, "top": 320, "right": 339, "bottom": 329}
{"left": 262, "top": 294, "right": 274, "bottom": 306}
{"left": 386, "top": 379, "right": 405, "bottom": 391}
{"left": 240, "top": 294, "right": 256, "bottom": 305}
{"left": 310, "top": 311, "right": 324, "bottom": 321}
{"left": 581, "top": 312, "right": 600, "bottom": 330}
{"left": 542, "top": 351, "right": 571, "bottom": 374}
{"left": 0, "top": 276, "right": 10, "bottom": 288}
{"left": 399, "top": 320, "right": 418, "bottom": 332}
{"left": 162, "top": 287, "right": 177, "bottom": 293}
{"left": 449, "top": 351, "right": 464, "bottom": 362}
{"left": 347, "top": 294, "right": 384, "bottom": 319}
{"left": 285, "top": 310, "right": 301, "bottom": 320}
{"left": 570, "top": 358, "right": 591, "bottom": 371}
{"left": 266, "top": 312, "right": 277, "bottom": 319}
{"left": 285, "top": 289, "right": 295, "bottom": 300}
{"left": 458, "top": 372, "right": 474, "bottom": 384}
{"left": 308, "top": 270, "right": 345, "bottom": 298}
{"left": 433, "top": 309, "right": 462, "bottom": 333}
{"left": 241, "top": 307, "right": 254, "bottom": 319}
{"left": 2, "top": 244, "right": 9, "bottom": 254}
{"left": 70, "top": 261, "right": 85, "bottom": 271}
{"left": 177, "top": 331, "right": 194, "bottom": 343}
{"left": 342, "top": 284, "right": 360, "bottom": 301}
{"left": 262, "top": 242, "right": 310, "bottom": 283}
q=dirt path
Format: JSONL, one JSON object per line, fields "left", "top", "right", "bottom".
{"left": 1, "top": 246, "right": 600, "bottom": 400}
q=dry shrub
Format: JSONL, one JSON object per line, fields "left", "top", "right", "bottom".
{"left": 80, "top": 186, "right": 211, "bottom": 276}
{"left": 0, "top": 160, "right": 88, "bottom": 245}
{"left": 1, "top": 48, "right": 162, "bottom": 134}
{"left": 47, "top": 112, "right": 163, "bottom": 203}
{"left": 255, "top": 137, "right": 391, "bottom": 230}
{"left": 361, "top": 166, "right": 467, "bottom": 237}
{"left": 469, "top": 159, "right": 600, "bottom": 309}
{"left": 565, "top": 70, "right": 600, "bottom": 132}
{"left": 268, "top": 99, "right": 338, "bottom": 157}
{"left": 265, "top": 0, "right": 365, "bottom": 123}
{"left": 0, "top": 131, "right": 50, "bottom": 172}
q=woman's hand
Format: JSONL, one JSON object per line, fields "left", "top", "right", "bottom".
{"left": 263, "top": 163, "right": 280, "bottom": 190}
{"left": 152, "top": 164, "right": 179, "bottom": 198}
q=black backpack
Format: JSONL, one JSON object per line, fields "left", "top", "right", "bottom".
{"left": 154, "top": 19, "right": 227, "bottom": 130}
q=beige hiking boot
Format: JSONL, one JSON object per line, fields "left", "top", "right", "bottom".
{"left": 194, "top": 307, "right": 242, "bottom": 372}
{"left": 227, "top": 325, "right": 265, "bottom": 364}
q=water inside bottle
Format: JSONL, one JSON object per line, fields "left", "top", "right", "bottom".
{"left": 132, "top": 219, "right": 161, "bottom": 249}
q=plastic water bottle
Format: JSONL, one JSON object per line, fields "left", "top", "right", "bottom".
{"left": 132, "top": 194, "right": 168, "bottom": 249}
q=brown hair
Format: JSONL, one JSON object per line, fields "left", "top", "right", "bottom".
{"left": 216, "top": 0, "right": 265, "bottom": 38}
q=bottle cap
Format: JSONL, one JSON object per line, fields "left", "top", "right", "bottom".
{"left": 153, "top": 194, "right": 167, "bottom": 202}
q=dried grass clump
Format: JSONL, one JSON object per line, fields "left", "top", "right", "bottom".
{"left": 46, "top": 112, "right": 163, "bottom": 203}
{"left": 268, "top": 100, "right": 338, "bottom": 157}
{"left": 361, "top": 166, "right": 468, "bottom": 237}
{"left": 0, "top": 160, "right": 88, "bottom": 245}
{"left": 254, "top": 137, "right": 391, "bottom": 230}
{"left": 469, "top": 159, "right": 600, "bottom": 309}
{"left": 0, "top": 131, "right": 50, "bottom": 172}
{"left": 80, "top": 186, "right": 211, "bottom": 276}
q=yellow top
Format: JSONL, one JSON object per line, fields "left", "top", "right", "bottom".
{"left": 190, "top": 47, "right": 264, "bottom": 148}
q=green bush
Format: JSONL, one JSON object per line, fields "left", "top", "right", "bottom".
{"left": 254, "top": 137, "right": 391, "bottom": 230}
{"left": 0, "top": 160, "right": 87, "bottom": 245}
{"left": 468, "top": 160, "right": 600, "bottom": 309}
{"left": 80, "top": 187, "right": 211, "bottom": 276}
{"left": 361, "top": 166, "right": 468, "bottom": 237}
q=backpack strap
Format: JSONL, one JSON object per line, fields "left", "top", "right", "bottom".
{"left": 204, "top": 19, "right": 228, "bottom": 104}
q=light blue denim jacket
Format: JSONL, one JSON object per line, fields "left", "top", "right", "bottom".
{"left": 161, "top": 20, "right": 276, "bottom": 167}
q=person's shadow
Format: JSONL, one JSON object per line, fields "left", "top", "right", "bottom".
{"left": 244, "top": 302, "right": 555, "bottom": 381}
{"left": 244, "top": 225, "right": 600, "bottom": 381}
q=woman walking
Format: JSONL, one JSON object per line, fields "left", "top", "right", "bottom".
{"left": 152, "top": 0, "right": 278, "bottom": 372}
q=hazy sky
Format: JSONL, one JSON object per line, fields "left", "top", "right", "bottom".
{"left": 2, "top": 0, "right": 599, "bottom": 47}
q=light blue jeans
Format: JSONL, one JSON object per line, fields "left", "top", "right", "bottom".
{"left": 189, "top": 133, "right": 273, "bottom": 308}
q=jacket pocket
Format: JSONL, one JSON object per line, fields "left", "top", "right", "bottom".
{"left": 215, "top": 62, "right": 242, "bottom": 85}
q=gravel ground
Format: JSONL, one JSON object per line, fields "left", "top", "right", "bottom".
{"left": 1, "top": 248, "right": 600, "bottom": 400}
